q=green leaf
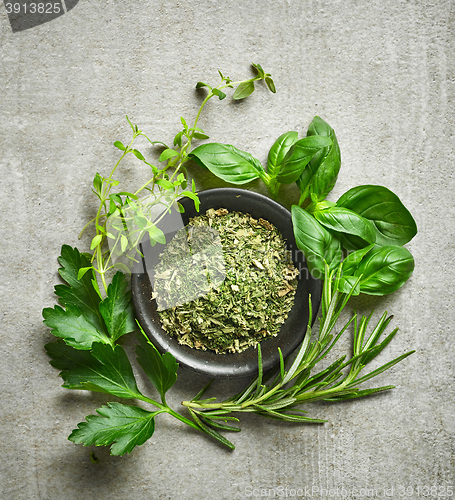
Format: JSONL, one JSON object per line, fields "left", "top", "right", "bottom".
{"left": 190, "top": 143, "right": 264, "bottom": 185}
{"left": 159, "top": 149, "right": 179, "bottom": 162}
{"left": 252, "top": 62, "right": 265, "bottom": 78}
{"left": 126, "top": 116, "right": 135, "bottom": 133}
{"left": 193, "top": 132, "right": 210, "bottom": 140}
{"left": 212, "top": 88, "right": 226, "bottom": 100}
{"left": 53, "top": 246, "right": 104, "bottom": 332}
{"left": 120, "top": 234, "right": 129, "bottom": 253}
{"left": 198, "top": 415, "right": 240, "bottom": 432}
{"left": 92, "top": 173, "right": 103, "bottom": 193}
{"left": 354, "top": 245, "right": 415, "bottom": 295}
{"left": 43, "top": 305, "right": 111, "bottom": 350}
{"left": 134, "top": 214, "right": 149, "bottom": 230}
{"left": 323, "top": 385, "right": 395, "bottom": 401}
{"left": 174, "top": 131, "right": 184, "bottom": 147}
{"left": 69, "top": 402, "right": 158, "bottom": 456}
{"left": 114, "top": 141, "right": 126, "bottom": 151}
{"left": 90, "top": 234, "right": 103, "bottom": 250}
{"left": 291, "top": 205, "right": 342, "bottom": 275}
{"left": 148, "top": 225, "right": 166, "bottom": 245}
{"left": 109, "top": 193, "right": 123, "bottom": 206}
{"left": 278, "top": 136, "right": 333, "bottom": 184}
{"left": 45, "top": 340, "right": 144, "bottom": 399}
{"left": 119, "top": 192, "right": 138, "bottom": 203}
{"left": 267, "top": 131, "right": 298, "bottom": 178}
{"left": 263, "top": 410, "right": 326, "bottom": 423}
{"left": 112, "top": 262, "right": 132, "bottom": 274}
{"left": 136, "top": 331, "right": 178, "bottom": 401}
{"left": 337, "top": 185, "right": 417, "bottom": 247}
{"left": 77, "top": 266, "right": 93, "bottom": 281}
{"left": 297, "top": 116, "right": 341, "bottom": 201}
{"left": 233, "top": 80, "right": 255, "bottom": 100}
{"left": 99, "top": 272, "right": 136, "bottom": 342}
{"left": 196, "top": 81, "right": 211, "bottom": 90}
{"left": 265, "top": 76, "right": 276, "bottom": 93}
{"left": 188, "top": 409, "right": 235, "bottom": 449}
{"left": 132, "top": 149, "right": 145, "bottom": 161}
{"left": 313, "top": 207, "right": 376, "bottom": 244}
{"left": 155, "top": 178, "right": 174, "bottom": 190}
{"left": 336, "top": 275, "right": 361, "bottom": 295}
{"left": 341, "top": 245, "right": 375, "bottom": 276}
{"left": 347, "top": 351, "right": 415, "bottom": 387}
{"left": 179, "top": 191, "right": 200, "bottom": 211}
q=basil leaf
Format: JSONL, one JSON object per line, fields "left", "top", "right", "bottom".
{"left": 337, "top": 185, "right": 417, "bottom": 246}
{"left": 335, "top": 245, "right": 374, "bottom": 294}
{"left": 278, "top": 136, "right": 333, "bottom": 184}
{"left": 296, "top": 116, "right": 341, "bottom": 201}
{"left": 148, "top": 225, "right": 166, "bottom": 245}
{"left": 190, "top": 143, "right": 265, "bottom": 185}
{"left": 336, "top": 276, "right": 361, "bottom": 295}
{"left": 355, "top": 245, "right": 415, "bottom": 295}
{"left": 342, "top": 244, "right": 375, "bottom": 276}
{"left": 313, "top": 207, "right": 376, "bottom": 244}
{"left": 267, "top": 131, "right": 298, "bottom": 178}
{"left": 291, "top": 205, "right": 342, "bottom": 276}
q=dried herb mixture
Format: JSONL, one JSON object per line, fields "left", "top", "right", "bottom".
{"left": 152, "top": 208, "right": 299, "bottom": 353}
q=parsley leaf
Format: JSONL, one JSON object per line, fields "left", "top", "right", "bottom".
{"left": 44, "top": 247, "right": 136, "bottom": 349}
{"left": 45, "top": 340, "right": 144, "bottom": 400}
{"left": 69, "top": 402, "right": 160, "bottom": 456}
{"left": 135, "top": 330, "right": 178, "bottom": 402}
{"left": 99, "top": 271, "right": 136, "bottom": 342}
{"left": 43, "top": 305, "right": 111, "bottom": 350}
{"left": 53, "top": 245, "right": 104, "bottom": 331}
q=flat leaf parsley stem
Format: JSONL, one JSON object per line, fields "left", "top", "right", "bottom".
{"left": 136, "top": 395, "right": 200, "bottom": 432}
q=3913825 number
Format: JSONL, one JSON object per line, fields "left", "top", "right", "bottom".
{"left": 5, "top": 3, "right": 62, "bottom": 15}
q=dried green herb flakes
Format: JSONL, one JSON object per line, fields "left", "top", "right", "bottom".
{"left": 153, "top": 208, "right": 298, "bottom": 354}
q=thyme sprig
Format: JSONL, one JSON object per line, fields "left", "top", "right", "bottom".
{"left": 183, "top": 266, "right": 414, "bottom": 434}
{"left": 78, "top": 64, "right": 274, "bottom": 294}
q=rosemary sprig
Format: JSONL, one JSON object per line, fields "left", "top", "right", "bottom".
{"left": 182, "top": 265, "right": 415, "bottom": 436}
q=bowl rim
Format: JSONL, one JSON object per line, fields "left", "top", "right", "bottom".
{"left": 131, "top": 187, "right": 322, "bottom": 378}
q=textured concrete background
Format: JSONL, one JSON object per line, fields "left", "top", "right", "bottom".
{"left": 0, "top": 1, "right": 454, "bottom": 499}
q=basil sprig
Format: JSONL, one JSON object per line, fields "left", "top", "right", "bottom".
{"left": 191, "top": 116, "right": 417, "bottom": 296}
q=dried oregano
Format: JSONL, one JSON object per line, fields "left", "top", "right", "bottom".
{"left": 152, "top": 208, "right": 298, "bottom": 353}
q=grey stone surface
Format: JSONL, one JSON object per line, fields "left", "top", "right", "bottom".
{"left": 0, "top": 1, "right": 454, "bottom": 499}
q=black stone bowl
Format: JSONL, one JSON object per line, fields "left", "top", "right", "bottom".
{"left": 131, "top": 188, "right": 322, "bottom": 378}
